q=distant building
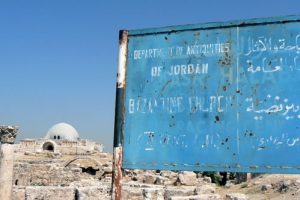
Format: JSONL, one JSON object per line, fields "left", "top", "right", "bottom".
{"left": 15, "top": 123, "right": 103, "bottom": 155}
{"left": 13, "top": 122, "right": 112, "bottom": 195}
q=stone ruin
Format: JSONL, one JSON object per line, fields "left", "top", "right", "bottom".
{"left": 4, "top": 123, "right": 250, "bottom": 200}
{"left": 0, "top": 125, "right": 18, "bottom": 144}
{"left": 0, "top": 125, "right": 19, "bottom": 200}
{"left": 12, "top": 123, "right": 113, "bottom": 199}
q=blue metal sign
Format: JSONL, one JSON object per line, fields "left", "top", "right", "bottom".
{"left": 115, "top": 15, "right": 300, "bottom": 173}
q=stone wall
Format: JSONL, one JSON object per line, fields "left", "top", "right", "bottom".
{"left": 13, "top": 152, "right": 112, "bottom": 187}
{"left": 15, "top": 138, "right": 104, "bottom": 156}
{"left": 13, "top": 181, "right": 112, "bottom": 200}
{"left": 12, "top": 169, "right": 222, "bottom": 200}
{"left": 12, "top": 146, "right": 224, "bottom": 200}
{"left": 11, "top": 138, "right": 249, "bottom": 200}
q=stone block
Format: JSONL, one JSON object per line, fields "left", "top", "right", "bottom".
{"left": 170, "top": 194, "right": 222, "bottom": 200}
{"left": 194, "top": 185, "right": 216, "bottom": 194}
{"left": 76, "top": 185, "right": 111, "bottom": 199}
{"left": 178, "top": 172, "right": 198, "bottom": 186}
{"left": 103, "top": 166, "right": 112, "bottom": 173}
{"left": 225, "top": 193, "right": 248, "bottom": 200}
{"left": 12, "top": 187, "right": 25, "bottom": 200}
{"left": 203, "top": 177, "right": 212, "bottom": 183}
{"left": 25, "top": 186, "right": 75, "bottom": 200}
{"left": 155, "top": 175, "right": 169, "bottom": 185}
{"left": 261, "top": 184, "right": 272, "bottom": 191}
{"left": 143, "top": 174, "right": 157, "bottom": 184}
{"left": 143, "top": 188, "right": 164, "bottom": 200}
{"left": 165, "top": 186, "right": 196, "bottom": 199}
{"left": 122, "top": 186, "right": 143, "bottom": 200}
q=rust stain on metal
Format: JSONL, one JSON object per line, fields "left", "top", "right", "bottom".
{"left": 113, "top": 146, "right": 123, "bottom": 200}
{"left": 218, "top": 51, "right": 231, "bottom": 66}
{"left": 112, "top": 30, "right": 128, "bottom": 200}
{"left": 193, "top": 32, "right": 200, "bottom": 36}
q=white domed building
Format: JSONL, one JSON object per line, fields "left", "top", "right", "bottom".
{"left": 15, "top": 122, "right": 103, "bottom": 154}
{"left": 45, "top": 123, "right": 80, "bottom": 141}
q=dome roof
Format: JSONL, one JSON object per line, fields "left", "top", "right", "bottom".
{"left": 45, "top": 123, "right": 79, "bottom": 141}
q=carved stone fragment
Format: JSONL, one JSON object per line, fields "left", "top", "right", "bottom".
{"left": 0, "top": 126, "right": 19, "bottom": 144}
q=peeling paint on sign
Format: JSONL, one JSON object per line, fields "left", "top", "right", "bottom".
{"left": 115, "top": 15, "right": 300, "bottom": 174}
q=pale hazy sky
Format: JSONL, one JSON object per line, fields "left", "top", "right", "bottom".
{"left": 1, "top": 0, "right": 300, "bottom": 152}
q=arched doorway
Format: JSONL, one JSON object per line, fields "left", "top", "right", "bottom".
{"left": 42, "top": 142, "right": 54, "bottom": 152}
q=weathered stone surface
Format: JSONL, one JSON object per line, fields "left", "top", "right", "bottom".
{"left": 13, "top": 187, "right": 25, "bottom": 200}
{"left": 194, "top": 185, "right": 216, "bottom": 195}
{"left": 122, "top": 185, "right": 144, "bottom": 200}
{"left": 253, "top": 181, "right": 262, "bottom": 185}
{"left": 170, "top": 194, "right": 222, "bottom": 200}
{"left": 0, "top": 143, "right": 15, "bottom": 200}
{"left": 160, "top": 171, "right": 178, "bottom": 185}
{"left": 143, "top": 173, "right": 157, "bottom": 184}
{"left": 203, "top": 177, "right": 212, "bottom": 183}
{"left": 165, "top": 186, "right": 196, "bottom": 199}
{"left": 103, "top": 166, "right": 112, "bottom": 173}
{"left": 143, "top": 188, "right": 164, "bottom": 200}
{"left": 0, "top": 126, "right": 18, "bottom": 200}
{"left": 0, "top": 125, "right": 18, "bottom": 144}
{"left": 295, "top": 179, "right": 300, "bottom": 185}
{"left": 76, "top": 185, "right": 111, "bottom": 199}
{"left": 25, "top": 186, "right": 75, "bottom": 200}
{"left": 123, "top": 181, "right": 164, "bottom": 189}
{"left": 261, "top": 184, "right": 272, "bottom": 191}
{"left": 225, "top": 193, "right": 248, "bottom": 200}
{"left": 178, "top": 172, "right": 198, "bottom": 186}
{"left": 224, "top": 181, "right": 234, "bottom": 189}
{"left": 200, "top": 194, "right": 222, "bottom": 200}
{"left": 122, "top": 183, "right": 164, "bottom": 200}
{"left": 155, "top": 175, "right": 169, "bottom": 185}
{"left": 13, "top": 153, "right": 112, "bottom": 187}
{"left": 131, "top": 169, "right": 146, "bottom": 182}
